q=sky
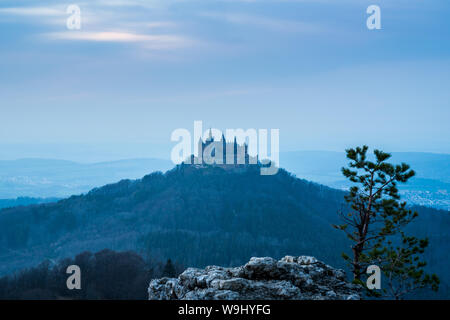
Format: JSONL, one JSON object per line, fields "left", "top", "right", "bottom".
{"left": 0, "top": 0, "right": 449, "bottom": 161}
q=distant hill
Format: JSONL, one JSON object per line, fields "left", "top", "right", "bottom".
{"left": 0, "top": 158, "right": 173, "bottom": 199}
{"left": 0, "top": 197, "right": 60, "bottom": 210}
{"left": 281, "top": 151, "right": 450, "bottom": 210}
{"left": 0, "top": 164, "right": 448, "bottom": 298}
{"left": 281, "top": 151, "right": 450, "bottom": 183}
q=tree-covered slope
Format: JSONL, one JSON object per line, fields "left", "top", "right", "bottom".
{"left": 0, "top": 164, "right": 448, "bottom": 297}
{"left": 0, "top": 165, "right": 345, "bottom": 273}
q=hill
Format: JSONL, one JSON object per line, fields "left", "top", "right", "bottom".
{"left": 0, "top": 158, "right": 172, "bottom": 199}
{"left": 0, "top": 165, "right": 448, "bottom": 298}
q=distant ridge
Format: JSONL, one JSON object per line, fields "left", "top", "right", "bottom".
{"left": 0, "top": 157, "right": 173, "bottom": 199}
{"left": 0, "top": 197, "right": 60, "bottom": 210}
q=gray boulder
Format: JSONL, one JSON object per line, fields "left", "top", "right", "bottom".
{"left": 148, "top": 256, "right": 361, "bottom": 300}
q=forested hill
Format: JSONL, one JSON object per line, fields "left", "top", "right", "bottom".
{"left": 0, "top": 164, "right": 448, "bottom": 297}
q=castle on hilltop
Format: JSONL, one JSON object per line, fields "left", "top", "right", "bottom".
{"left": 187, "top": 129, "right": 258, "bottom": 166}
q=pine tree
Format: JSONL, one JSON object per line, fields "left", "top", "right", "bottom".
{"left": 368, "top": 231, "right": 439, "bottom": 299}
{"left": 335, "top": 146, "right": 417, "bottom": 272}
{"left": 333, "top": 146, "right": 439, "bottom": 297}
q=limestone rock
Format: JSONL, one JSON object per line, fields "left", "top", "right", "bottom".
{"left": 148, "top": 255, "right": 361, "bottom": 300}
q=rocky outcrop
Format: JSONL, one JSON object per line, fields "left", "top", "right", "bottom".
{"left": 148, "top": 256, "right": 361, "bottom": 300}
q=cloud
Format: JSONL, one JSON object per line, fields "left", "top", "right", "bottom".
{"left": 91, "top": 0, "right": 176, "bottom": 9}
{"left": 0, "top": 7, "right": 65, "bottom": 17}
{"left": 0, "top": 5, "right": 70, "bottom": 27}
{"left": 200, "top": 12, "right": 327, "bottom": 34}
{"left": 43, "top": 31, "right": 193, "bottom": 49}
{"left": 118, "top": 21, "right": 178, "bottom": 30}
{"left": 0, "top": 3, "right": 193, "bottom": 50}
{"left": 145, "top": 21, "right": 177, "bottom": 28}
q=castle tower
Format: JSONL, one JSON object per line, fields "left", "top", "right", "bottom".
{"left": 245, "top": 143, "right": 249, "bottom": 164}
{"left": 222, "top": 133, "right": 226, "bottom": 165}
{"left": 196, "top": 138, "right": 203, "bottom": 164}
{"left": 233, "top": 137, "right": 237, "bottom": 165}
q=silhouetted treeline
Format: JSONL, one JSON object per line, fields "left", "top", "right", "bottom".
{"left": 0, "top": 249, "right": 183, "bottom": 300}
